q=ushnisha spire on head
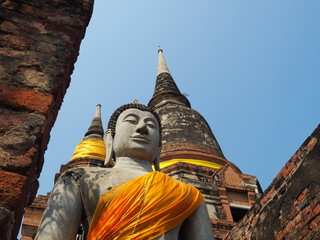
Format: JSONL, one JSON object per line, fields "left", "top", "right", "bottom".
{"left": 132, "top": 99, "right": 139, "bottom": 104}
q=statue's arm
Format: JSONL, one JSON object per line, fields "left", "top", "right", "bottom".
{"left": 180, "top": 202, "right": 215, "bottom": 240}
{"left": 35, "top": 171, "right": 83, "bottom": 240}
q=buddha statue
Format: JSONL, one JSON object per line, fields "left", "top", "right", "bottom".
{"left": 35, "top": 103, "right": 214, "bottom": 240}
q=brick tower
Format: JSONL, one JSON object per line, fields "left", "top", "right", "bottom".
{"left": 149, "top": 50, "right": 262, "bottom": 240}
{"left": 22, "top": 51, "right": 262, "bottom": 240}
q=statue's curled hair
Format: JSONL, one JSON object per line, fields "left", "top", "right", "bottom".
{"left": 107, "top": 103, "right": 162, "bottom": 146}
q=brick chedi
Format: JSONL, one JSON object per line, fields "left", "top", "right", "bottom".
{"left": 148, "top": 50, "right": 262, "bottom": 240}
{"left": 21, "top": 104, "right": 107, "bottom": 240}
{"left": 0, "top": 1, "right": 94, "bottom": 239}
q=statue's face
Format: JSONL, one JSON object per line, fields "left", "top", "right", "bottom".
{"left": 113, "top": 108, "right": 160, "bottom": 163}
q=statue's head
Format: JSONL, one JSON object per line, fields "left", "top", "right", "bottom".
{"left": 105, "top": 103, "right": 162, "bottom": 170}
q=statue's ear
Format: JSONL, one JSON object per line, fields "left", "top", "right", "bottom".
{"left": 104, "top": 129, "right": 115, "bottom": 167}
{"left": 153, "top": 145, "right": 162, "bottom": 171}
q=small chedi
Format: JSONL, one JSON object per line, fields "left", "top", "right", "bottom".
{"left": 35, "top": 102, "right": 214, "bottom": 239}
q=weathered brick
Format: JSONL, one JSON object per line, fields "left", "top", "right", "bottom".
{"left": 0, "top": 34, "right": 31, "bottom": 50}
{"left": 0, "top": 1, "right": 94, "bottom": 239}
{"left": 300, "top": 227, "right": 309, "bottom": 239}
{"left": 225, "top": 125, "right": 320, "bottom": 240}
{"left": 0, "top": 171, "right": 28, "bottom": 238}
{"left": 293, "top": 213, "right": 303, "bottom": 226}
{"left": 297, "top": 189, "right": 308, "bottom": 203}
{"left": 0, "top": 171, "right": 28, "bottom": 209}
{"left": 301, "top": 205, "right": 311, "bottom": 215}
{"left": 309, "top": 219, "right": 318, "bottom": 231}
{"left": 282, "top": 162, "right": 294, "bottom": 178}
{"left": 0, "top": 112, "right": 29, "bottom": 134}
{"left": 0, "top": 206, "right": 15, "bottom": 240}
{"left": 313, "top": 204, "right": 320, "bottom": 216}
{"left": 0, "top": 20, "right": 16, "bottom": 32}
{"left": 276, "top": 229, "right": 288, "bottom": 240}
{"left": 307, "top": 137, "right": 317, "bottom": 150}
{"left": 252, "top": 215, "right": 259, "bottom": 225}
{"left": 0, "top": 147, "right": 37, "bottom": 174}
{"left": 0, "top": 84, "right": 54, "bottom": 113}
{"left": 261, "top": 191, "right": 272, "bottom": 205}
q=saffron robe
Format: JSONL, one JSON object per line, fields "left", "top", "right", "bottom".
{"left": 87, "top": 171, "right": 204, "bottom": 240}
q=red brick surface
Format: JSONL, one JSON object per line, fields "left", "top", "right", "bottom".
{"left": 21, "top": 194, "right": 50, "bottom": 239}
{"left": 0, "top": 84, "right": 54, "bottom": 114}
{"left": 0, "top": 171, "right": 28, "bottom": 239}
{"left": 224, "top": 125, "right": 320, "bottom": 240}
{"left": 0, "top": 0, "right": 94, "bottom": 239}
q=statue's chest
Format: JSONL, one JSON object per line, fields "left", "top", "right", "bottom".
{"left": 79, "top": 169, "right": 140, "bottom": 219}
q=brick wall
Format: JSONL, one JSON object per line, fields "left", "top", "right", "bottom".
{"left": 0, "top": 1, "right": 94, "bottom": 239}
{"left": 20, "top": 194, "right": 49, "bottom": 240}
{"left": 224, "top": 125, "right": 320, "bottom": 240}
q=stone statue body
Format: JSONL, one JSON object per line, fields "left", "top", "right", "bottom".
{"left": 35, "top": 107, "right": 214, "bottom": 240}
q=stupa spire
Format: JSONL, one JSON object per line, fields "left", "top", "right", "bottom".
{"left": 83, "top": 104, "right": 104, "bottom": 140}
{"left": 148, "top": 49, "right": 191, "bottom": 108}
{"left": 157, "top": 49, "right": 170, "bottom": 75}
{"left": 70, "top": 104, "right": 106, "bottom": 162}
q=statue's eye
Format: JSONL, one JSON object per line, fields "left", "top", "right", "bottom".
{"left": 146, "top": 121, "right": 157, "bottom": 129}
{"left": 124, "top": 116, "right": 138, "bottom": 124}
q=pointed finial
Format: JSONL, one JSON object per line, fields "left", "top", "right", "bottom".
{"left": 157, "top": 49, "right": 170, "bottom": 75}
{"left": 83, "top": 104, "right": 104, "bottom": 140}
{"left": 69, "top": 104, "right": 106, "bottom": 162}
{"left": 149, "top": 50, "right": 191, "bottom": 108}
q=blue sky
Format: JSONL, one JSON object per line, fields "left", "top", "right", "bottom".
{"left": 38, "top": 0, "right": 320, "bottom": 194}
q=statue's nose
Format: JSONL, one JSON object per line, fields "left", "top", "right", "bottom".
{"left": 136, "top": 121, "right": 148, "bottom": 135}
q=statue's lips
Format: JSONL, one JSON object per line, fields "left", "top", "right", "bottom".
{"left": 130, "top": 135, "right": 151, "bottom": 143}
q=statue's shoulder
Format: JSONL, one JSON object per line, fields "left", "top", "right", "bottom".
{"left": 58, "top": 167, "right": 114, "bottom": 183}
{"left": 57, "top": 167, "right": 86, "bottom": 184}
{"left": 75, "top": 167, "right": 123, "bottom": 184}
{"left": 81, "top": 167, "right": 115, "bottom": 178}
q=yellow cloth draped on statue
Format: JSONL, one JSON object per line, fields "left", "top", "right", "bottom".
{"left": 87, "top": 171, "right": 204, "bottom": 240}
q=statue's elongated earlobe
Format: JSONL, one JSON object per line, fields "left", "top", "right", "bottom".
{"left": 104, "top": 130, "right": 115, "bottom": 167}
{"left": 153, "top": 146, "right": 162, "bottom": 171}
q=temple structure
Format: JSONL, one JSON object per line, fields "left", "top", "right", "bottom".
{"left": 2, "top": 2, "right": 319, "bottom": 239}
{"left": 148, "top": 50, "right": 262, "bottom": 239}
{"left": 21, "top": 50, "right": 262, "bottom": 240}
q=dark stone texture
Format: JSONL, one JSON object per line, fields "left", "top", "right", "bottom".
{"left": 0, "top": 171, "right": 28, "bottom": 239}
{"left": 156, "top": 103, "right": 224, "bottom": 158}
{"left": 148, "top": 72, "right": 191, "bottom": 108}
{"left": 0, "top": 207, "right": 15, "bottom": 240}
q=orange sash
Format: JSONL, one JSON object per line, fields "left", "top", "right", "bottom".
{"left": 87, "top": 171, "right": 204, "bottom": 240}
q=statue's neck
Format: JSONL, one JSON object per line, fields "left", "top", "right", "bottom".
{"left": 113, "top": 157, "right": 153, "bottom": 173}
